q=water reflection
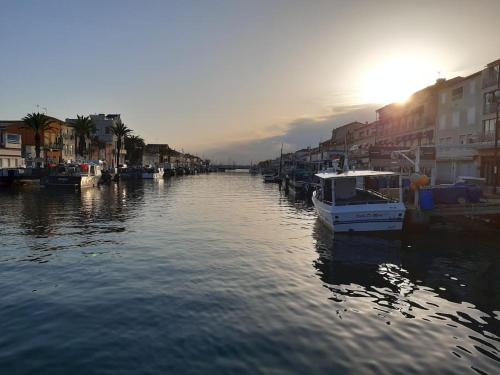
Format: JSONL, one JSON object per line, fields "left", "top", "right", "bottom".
{"left": 312, "top": 219, "right": 500, "bottom": 373}
{"left": 0, "top": 183, "right": 148, "bottom": 263}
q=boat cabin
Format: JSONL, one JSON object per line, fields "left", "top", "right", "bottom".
{"left": 50, "top": 163, "right": 102, "bottom": 177}
{"left": 315, "top": 170, "right": 402, "bottom": 206}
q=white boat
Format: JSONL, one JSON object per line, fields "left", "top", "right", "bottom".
{"left": 142, "top": 165, "right": 164, "bottom": 179}
{"left": 43, "top": 163, "right": 102, "bottom": 189}
{"left": 312, "top": 170, "right": 406, "bottom": 232}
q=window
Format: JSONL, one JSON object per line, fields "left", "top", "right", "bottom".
{"left": 105, "top": 127, "right": 110, "bottom": 134}
{"left": 467, "top": 107, "right": 476, "bottom": 125}
{"left": 483, "top": 119, "right": 496, "bottom": 138}
{"left": 459, "top": 135, "right": 466, "bottom": 144}
{"left": 6, "top": 134, "right": 20, "bottom": 144}
{"left": 469, "top": 81, "right": 476, "bottom": 95}
{"left": 482, "top": 64, "right": 500, "bottom": 88}
{"left": 439, "top": 114, "right": 446, "bottom": 129}
{"left": 452, "top": 87, "right": 463, "bottom": 101}
{"left": 467, "top": 134, "right": 474, "bottom": 144}
{"left": 452, "top": 111, "right": 460, "bottom": 128}
{"left": 484, "top": 91, "right": 497, "bottom": 114}
{"left": 440, "top": 92, "right": 446, "bottom": 104}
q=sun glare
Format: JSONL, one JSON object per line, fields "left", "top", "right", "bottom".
{"left": 360, "top": 58, "right": 438, "bottom": 105}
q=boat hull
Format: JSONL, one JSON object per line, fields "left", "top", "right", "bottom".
{"left": 142, "top": 172, "right": 164, "bottom": 179}
{"left": 42, "top": 175, "right": 100, "bottom": 189}
{"left": 312, "top": 191, "right": 405, "bottom": 232}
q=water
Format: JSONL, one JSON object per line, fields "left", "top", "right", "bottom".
{"left": 0, "top": 173, "right": 499, "bottom": 374}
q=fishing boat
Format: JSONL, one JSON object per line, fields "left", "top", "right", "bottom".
{"left": 42, "top": 163, "right": 102, "bottom": 189}
{"left": 312, "top": 170, "right": 406, "bottom": 232}
{"left": 142, "top": 165, "right": 164, "bottom": 179}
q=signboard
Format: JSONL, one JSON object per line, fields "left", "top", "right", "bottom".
{"left": 369, "top": 146, "right": 436, "bottom": 161}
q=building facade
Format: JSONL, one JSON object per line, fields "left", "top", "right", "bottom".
{"left": 1, "top": 119, "right": 65, "bottom": 166}
{"left": 0, "top": 124, "right": 23, "bottom": 168}
{"left": 478, "top": 59, "right": 500, "bottom": 186}
{"left": 435, "top": 72, "right": 483, "bottom": 182}
{"left": 89, "top": 114, "right": 127, "bottom": 167}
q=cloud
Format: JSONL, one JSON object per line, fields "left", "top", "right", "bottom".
{"left": 203, "top": 104, "right": 379, "bottom": 164}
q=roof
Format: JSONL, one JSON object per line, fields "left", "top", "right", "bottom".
{"left": 315, "top": 170, "right": 398, "bottom": 179}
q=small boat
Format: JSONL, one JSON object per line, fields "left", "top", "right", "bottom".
{"left": 42, "top": 163, "right": 102, "bottom": 189}
{"left": 287, "top": 168, "right": 314, "bottom": 197}
{"left": 263, "top": 174, "right": 278, "bottom": 183}
{"left": 312, "top": 170, "right": 406, "bottom": 232}
{"left": 142, "top": 165, "right": 164, "bottom": 179}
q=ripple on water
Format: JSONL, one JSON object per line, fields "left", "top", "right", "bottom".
{"left": 0, "top": 174, "right": 498, "bottom": 374}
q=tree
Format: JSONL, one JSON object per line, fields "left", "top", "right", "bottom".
{"left": 22, "top": 112, "right": 55, "bottom": 167}
{"left": 110, "top": 120, "right": 132, "bottom": 167}
{"left": 73, "top": 115, "right": 96, "bottom": 159}
{"left": 124, "top": 134, "right": 145, "bottom": 166}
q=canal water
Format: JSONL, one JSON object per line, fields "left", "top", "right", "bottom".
{"left": 0, "top": 173, "right": 498, "bottom": 374}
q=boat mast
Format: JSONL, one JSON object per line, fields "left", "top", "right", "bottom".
{"left": 279, "top": 143, "right": 283, "bottom": 176}
{"left": 343, "top": 131, "right": 349, "bottom": 172}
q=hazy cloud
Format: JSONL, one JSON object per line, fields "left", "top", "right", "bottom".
{"left": 204, "top": 104, "right": 379, "bottom": 164}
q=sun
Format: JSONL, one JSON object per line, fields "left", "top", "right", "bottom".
{"left": 359, "top": 58, "right": 438, "bottom": 105}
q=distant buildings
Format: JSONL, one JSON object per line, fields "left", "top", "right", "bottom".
{"left": 260, "top": 57, "right": 500, "bottom": 189}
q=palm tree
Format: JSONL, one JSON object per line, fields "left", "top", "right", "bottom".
{"left": 111, "top": 120, "right": 132, "bottom": 167}
{"left": 22, "top": 112, "right": 54, "bottom": 167}
{"left": 73, "top": 115, "right": 95, "bottom": 159}
{"left": 124, "top": 134, "right": 145, "bottom": 166}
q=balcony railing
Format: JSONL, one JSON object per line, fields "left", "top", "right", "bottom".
{"left": 484, "top": 103, "right": 498, "bottom": 115}
{"left": 45, "top": 142, "right": 63, "bottom": 150}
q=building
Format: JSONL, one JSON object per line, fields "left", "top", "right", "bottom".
{"left": 435, "top": 72, "right": 483, "bottom": 183}
{"left": 477, "top": 59, "right": 500, "bottom": 187}
{"left": 0, "top": 124, "right": 23, "bottom": 168}
{"left": 1, "top": 118, "right": 66, "bottom": 166}
{"left": 294, "top": 148, "right": 310, "bottom": 163}
{"left": 349, "top": 121, "right": 377, "bottom": 168}
{"left": 88, "top": 114, "right": 127, "bottom": 167}
{"left": 60, "top": 122, "right": 76, "bottom": 163}
{"left": 376, "top": 78, "right": 462, "bottom": 149}
{"left": 142, "top": 144, "right": 170, "bottom": 166}
{"left": 370, "top": 78, "right": 461, "bottom": 175}
{"left": 331, "top": 121, "right": 365, "bottom": 148}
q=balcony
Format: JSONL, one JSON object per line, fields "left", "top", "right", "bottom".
{"left": 45, "top": 142, "right": 63, "bottom": 151}
{"left": 483, "top": 102, "right": 499, "bottom": 115}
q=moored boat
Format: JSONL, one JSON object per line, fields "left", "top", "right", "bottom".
{"left": 312, "top": 170, "right": 406, "bottom": 232}
{"left": 42, "top": 163, "right": 102, "bottom": 189}
{"left": 263, "top": 174, "right": 278, "bottom": 183}
{"left": 142, "top": 165, "right": 164, "bottom": 179}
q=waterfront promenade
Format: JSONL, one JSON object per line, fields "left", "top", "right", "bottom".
{"left": 0, "top": 173, "right": 498, "bottom": 374}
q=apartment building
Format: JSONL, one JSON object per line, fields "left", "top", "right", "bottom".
{"left": 435, "top": 72, "right": 483, "bottom": 182}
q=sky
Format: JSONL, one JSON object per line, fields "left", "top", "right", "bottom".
{"left": 1, "top": 0, "right": 500, "bottom": 163}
